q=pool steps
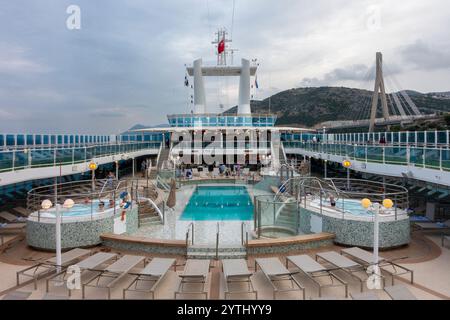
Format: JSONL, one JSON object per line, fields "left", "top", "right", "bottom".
{"left": 187, "top": 245, "right": 246, "bottom": 260}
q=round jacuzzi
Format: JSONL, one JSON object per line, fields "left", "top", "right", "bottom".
{"left": 26, "top": 180, "right": 139, "bottom": 250}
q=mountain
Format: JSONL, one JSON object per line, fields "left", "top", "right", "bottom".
{"left": 123, "top": 123, "right": 167, "bottom": 134}
{"left": 226, "top": 87, "right": 450, "bottom": 128}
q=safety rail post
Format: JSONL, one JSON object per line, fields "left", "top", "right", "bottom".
{"left": 215, "top": 222, "right": 220, "bottom": 260}
{"left": 162, "top": 201, "right": 166, "bottom": 224}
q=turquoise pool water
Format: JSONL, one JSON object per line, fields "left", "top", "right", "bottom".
{"left": 312, "top": 198, "right": 373, "bottom": 216}
{"left": 180, "top": 186, "right": 254, "bottom": 221}
{"left": 39, "top": 199, "right": 120, "bottom": 217}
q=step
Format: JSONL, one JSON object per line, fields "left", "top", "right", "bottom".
{"left": 139, "top": 216, "right": 161, "bottom": 224}
{"left": 187, "top": 245, "right": 246, "bottom": 253}
{"left": 186, "top": 251, "right": 247, "bottom": 260}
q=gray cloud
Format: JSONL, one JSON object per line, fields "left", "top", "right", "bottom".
{"left": 400, "top": 40, "right": 450, "bottom": 70}
{"left": 0, "top": 0, "right": 449, "bottom": 133}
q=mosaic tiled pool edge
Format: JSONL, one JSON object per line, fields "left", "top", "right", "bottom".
{"left": 246, "top": 238, "right": 334, "bottom": 255}
{"left": 26, "top": 207, "right": 138, "bottom": 250}
{"left": 300, "top": 208, "right": 410, "bottom": 249}
{"left": 101, "top": 238, "right": 186, "bottom": 256}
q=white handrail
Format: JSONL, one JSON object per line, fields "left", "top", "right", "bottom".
{"left": 140, "top": 197, "right": 164, "bottom": 222}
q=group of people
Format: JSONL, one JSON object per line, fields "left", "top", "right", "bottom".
{"left": 180, "top": 163, "right": 243, "bottom": 179}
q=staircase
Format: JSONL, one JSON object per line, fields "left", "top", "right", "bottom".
{"left": 186, "top": 245, "right": 247, "bottom": 260}
{"left": 156, "top": 147, "right": 170, "bottom": 171}
{"left": 274, "top": 201, "right": 299, "bottom": 232}
{"left": 279, "top": 143, "right": 287, "bottom": 166}
{"left": 138, "top": 199, "right": 162, "bottom": 227}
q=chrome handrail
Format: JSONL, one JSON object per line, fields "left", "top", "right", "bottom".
{"left": 215, "top": 222, "right": 220, "bottom": 260}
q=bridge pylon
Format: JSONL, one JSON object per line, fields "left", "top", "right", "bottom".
{"left": 369, "top": 52, "right": 390, "bottom": 132}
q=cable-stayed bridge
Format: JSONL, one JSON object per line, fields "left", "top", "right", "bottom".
{"left": 319, "top": 52, "right": 438, "bottom": 132}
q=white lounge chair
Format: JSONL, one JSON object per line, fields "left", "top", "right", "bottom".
{"left": 316, "top": 251, "right": 382, "bottom": 292}
{"left": 384, "top": 285, "right": 417, "bottom": 300}
{"left": 1, "top": 291, "right": 32, "bottom": 300}
{"left": 212, "top": 168, "right": 220, "bottom": 178}
{"left": 123, "top": 257, "right": 176, "bottom": 299}
{"left": 255, "top": 258, "right": 305, "bottom": 300}
{"left": 414, "top": 219, "right": 450, "bottom": 230}
{"left": 286, "top": 255, "right": 348, "bottom": 298}
{"left": 175, "top": 259, "right": 211, "bottom": 299}
{"left": 443, "top": 235, "right": 450, "bottom": 248}
{"left": 192, "top": 168, "right": 200, "bottom": 178}
{"left": 0, "top": 211, "right": 27, "bottom": 223}
{"left": 17, "top": 248, "right": 91, "bottom": 289}
{"left": 341, "top": 247, "right": 413, "bottom": 285}
{"left": 222, "top": 259, "right": 257, "bottom": 299}
{"left": 46, "top": 252, "right": 117, "bottom": 296}
{"left": 82, "top": 254, "right": 145, "bottom": 299}
{"left": 350, "top": 291, "right": 380, "bottom": 300}
{"left": 0, "top": 223, "right": 26, "bottom": 234}
{"left": 13, "top": 207, "right": 30, "bottom": 217}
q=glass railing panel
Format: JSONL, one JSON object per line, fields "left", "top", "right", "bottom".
{"left": 437, "top": 131, "right": 448, "bottom": 145}
{"left": 0, "top": 151, "right": 14, "bottom": 172}
{"left": 385, "top": 147, "right": 407, "bottom": 165}
{"left": 354, "top": 146, "right": 366, "bottom": 161}
{"left": 73, "top": 148, "right": 85, "bottom": 163}
{"left": 30, "top": 149, "right": 54, "bottom": 167}
{"left": 424, "top": 148, "right": 440, "bottom": 169}
{"left": 366, "top": 147, "right": 383, "bottom": 163}
{"left": 55, "top": 148, "right": 73, "bottom": 165}
{"left": 410, "top": 148, "right": 425, "bottom": 168}
{"left": 442, "top": 149, "right": 450, "bottom": 171}
{"left": 14, "top": 150, "right": 28, "bottom": 169}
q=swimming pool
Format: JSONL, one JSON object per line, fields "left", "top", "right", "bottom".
{"left": 180, "top": 185, "right": 254, "bottom": 221}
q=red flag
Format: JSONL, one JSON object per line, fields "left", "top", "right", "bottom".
{"left": 218, "top": 39, "right": 225, "bottom": 54}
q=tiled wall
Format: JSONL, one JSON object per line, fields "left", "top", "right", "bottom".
{"left": 300, "top": 208, "right": 410, "bottom": 249}
{"left": 26, "top": 207, "right": 138, "bottom": 250}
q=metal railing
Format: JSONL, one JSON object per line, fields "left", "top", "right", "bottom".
{"left": 284, "top": 141, "right": 450, "bottom": 172}
{"left": 185, "top": 222, "right": 194, "bottom": 256}
{"left": 27, "top": 178, "right": 136, "bottom": 223}
{"left": 215, "top": 222, "right": 220, "bottom": 260}
{"left": 0, "top": 142, "right": 161, "bottom": 173}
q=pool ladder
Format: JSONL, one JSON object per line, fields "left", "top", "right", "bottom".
{"left": 185, "top": 223, "right": 194, "bottom": 258}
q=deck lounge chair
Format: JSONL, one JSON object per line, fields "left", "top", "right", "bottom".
{"left": 242, "top": 168, "right": 250, "bottom": 177}
{"left": 212, "top": 168, "right": 220, "bottom": 178}
{"left": 222, "top": 259, "right": 257, "bottom": 299}
{"left": 0, "top": 211, "right": 27, "bottom": 223}
{"left": 175, "top": 259, "right": 211, "bottom": 299}
{"left": 46, "top": 252, "right": 117, "bottom": 296}
{"left": 82, "top": 254, "right": 145, "bottom": 299}
{"left": 286, "top": 255, "right": 348, "bottom": 298}
{"left": 13, "top": 207, "right": 30, "bottom": 217}
{"left": 1, "top": 291, "right": 32, "bottom": 300}
{"left": 16, "top": 248, "right": 91, "bottom": 289}
{"left": 414, "top": 219, "right": 450, "bottom": 230}
{"left": 443, "top": 235, "right": 450, "bottom": 248}
{"left": 316, "top": 251, "right": 382, "bottom": 292}
{"left": 341, "top": 247, "right": 413, "bottom": 285}
{"left": 199, "top": 169, "right": 209, "bottom": 179}
{"left": 255, "top": 258, "right": 305, "bottom": 300}
{"left": 0, "top": 222, "right": 26, "bottom": 234}
{"left": 384, "top": 285, "right": 417, "bottom": 300}
{"left": 123, "top": 257, "right": 176, "bottom": 299}
{"left": 350, "top": 291, "right": 380, "bottom": 300}
{"left": 192, "top": 168, "right": 200, "bottom": 178}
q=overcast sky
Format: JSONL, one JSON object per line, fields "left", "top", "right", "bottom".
{"left": 1, "top": 0, "right": 449, "bottom": 134}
